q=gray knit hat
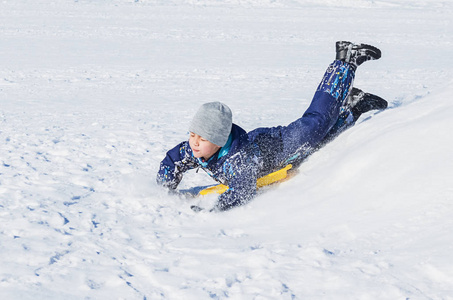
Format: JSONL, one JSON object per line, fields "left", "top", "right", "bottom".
{"left": 189, "top": 102, "right": 233, "bottom": 147}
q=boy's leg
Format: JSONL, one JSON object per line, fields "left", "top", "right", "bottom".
{"left": 275, "top": 41, "right": 381, "bottom": 166}
{"left": 274, "top": 60, "right": 355, "bottom": 167}
{"left": 248, "top": 60, "right": 353, "bottom": 173}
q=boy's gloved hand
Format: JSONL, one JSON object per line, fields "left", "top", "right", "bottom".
{"left": 190, "top": 205, "right": 204, "bottom": 212}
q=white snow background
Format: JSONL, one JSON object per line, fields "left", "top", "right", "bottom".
{"left": 1, "top": 0, "right": 453, "bottom": 299}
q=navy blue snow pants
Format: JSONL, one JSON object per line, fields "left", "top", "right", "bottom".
{"left": 248, "top": 60, "right": 356, "bottom": 175}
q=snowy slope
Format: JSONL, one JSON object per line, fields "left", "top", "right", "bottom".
{"left": 1, "top": 0, "right": 453, "bottom": 299}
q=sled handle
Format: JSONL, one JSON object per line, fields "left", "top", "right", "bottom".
{"left": 257, "top": 164, "right": 292, "bottom": 188}
{"left": 198, "top": 164, "right": 293, "bottom": 196}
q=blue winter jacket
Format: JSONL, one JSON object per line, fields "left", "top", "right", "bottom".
{"left": 157, "top": 123, "right": 261, "bottom": 211}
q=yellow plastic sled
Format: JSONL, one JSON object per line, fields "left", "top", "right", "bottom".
{"left": 198, "top": 164, "right": 293, "bottom": 196}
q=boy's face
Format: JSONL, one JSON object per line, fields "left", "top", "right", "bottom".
{"left": 189, "top": 132, "right": 221, "bottom": 161}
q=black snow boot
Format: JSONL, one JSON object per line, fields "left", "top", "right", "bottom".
{"left": 347, "top": 87, "right": 388, "bottom": 121}
{"left": 336, "top": 41, "right": 381, "bottom": 69}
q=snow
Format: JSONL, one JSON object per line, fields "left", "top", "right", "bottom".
{"left": 1, "top": 0, "right": 453, "bottom": 299}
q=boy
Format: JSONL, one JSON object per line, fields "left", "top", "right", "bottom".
{"left": 157, "top": 41, "right": 388, "bottom": 211}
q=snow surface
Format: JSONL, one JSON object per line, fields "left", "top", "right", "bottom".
{"left": 1, "top": 0, "right": 453, "bottom": 299}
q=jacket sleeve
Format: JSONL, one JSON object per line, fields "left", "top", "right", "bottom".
{"left": 213, "top": 151, "right": 259, "bottom": 211}
{"left": 157, "top": 141, "right": 198, "bottom": 190}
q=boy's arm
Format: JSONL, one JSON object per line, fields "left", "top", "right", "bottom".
{"left": 157, "top": 141, "right": 197, "bottom": 190}
{"left": 213, "top": 153, "right": 258, "bottom": 211}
